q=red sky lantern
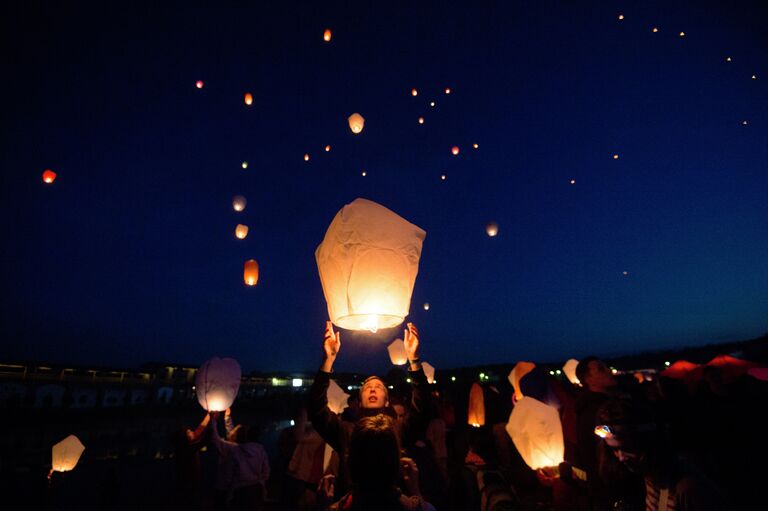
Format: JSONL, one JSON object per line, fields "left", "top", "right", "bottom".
{"left": 42, "top": 169, "right": 57, "bottom": 184}
{"left": 244, "top": 259, "right": 259, "bottom": 286}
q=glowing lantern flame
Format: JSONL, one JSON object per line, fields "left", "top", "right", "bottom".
{"left": 506, "top": 397, "right": 565, "bottom": 470}
{"left": 235, "top": 224, "right": 249, "bottom": 240}
{"left": 387, "top": 338, "right": 408, "bottom": 365}
{"left": 232, "top": 195, "right": 247, "bottom": 212}
{"left": 348, "top": 113, "right": 365, "bottom": 134}
{"left": 244, "top": 93, "right": 253, "bottom": 105}
{"left": 324, "top": 29, "right": 332, "bottom": 42}
{"left": 244, "top": 259, "right": 259, "bottom": 286}
{"left": 451, "top": 146, "right": 459, "bottom": 155}
{"left": 486, "top": 222, "right": 499, "bottom": 237}
{"left": 196, "top": 80, "right": 204, "bottom": 89}
{"left": 51, "top": 435, "right": 85, "bottom": 474}
{"left": 652, "top": 27, "right": 659, "bottom": 33}
{"left": 468, "top": 383, "right": 485, "bottom": 427}
{"left": 195, "top": 357, "right": 241, "bottom": 412}
{"left": 42, "top": 169, "right": 57, "bottom": 184}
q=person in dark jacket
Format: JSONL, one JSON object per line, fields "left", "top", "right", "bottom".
{"left": 308, "top": 321, "right": 430, "bottom": 496}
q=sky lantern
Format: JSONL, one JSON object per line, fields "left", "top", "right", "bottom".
{"left": 51, "top": 435, "right": 85, "bottom": 476}
{"left": 562, "top": 359, "right": 580, "bottom": 386}
{"left": 570, "top": 179, "right": 576, "bottom": 185}
{"left": 241, "top": 161, "right": 248, "bottom": 169}
{"left": 613, "top": 154, "right": 619, "bottom": 160}
{"left": 232, "top": 195, "right": 247, "bottom": 212}
{"left": 509, "top": 361, "right": 536, "bottom": 402}
{"left": 195, "top": 357, "right": 241, "bottom": 412}
{"left": 235, "top": 224, "right": 249, "bottom": 239}
{"left": 244, "top": 259, "right": 259, "bottom": 286}
{"left": 423, "top": 302, "right": 430, "bottom": 311}
{"left": 467, "top": 383, "right": 485, "bottom": 427}
{"left": 325, "top": 145, "right": 331, "bottom": 152}
{"left": 440, "top": 174, "right": 446, "bottom": 181}
{"left": 444, "top": 87, "right": 451, "bottom": 94}
{"left": 451, "top": 146, "right": 459, "bottom": 155}
{"left": 485, "top": 222, "right": 499, "bottom": 237}
{"left": 418, "top": 117, "right": 424, "bottom": 124}
{"left": 244, "top": 93, "right": 253, "bottom": 105}
{"left": 196, "top": 80, "right": 204, "bottom": 89}
{"left": 42, "top": 169, "right": 57, "bottom": 184}
{"left": 679, "top": 31, "right": 685, "bottom": 37}
{"left": 327, "top": 380, "right": 349, "bottom": 414}
{"left": 411, "top": 88, "right": 418, "bottom": 97}
{"left": 348, "top": 113, "right": 365, "bottom": 134}
{"left": 304, "top": 153, "right": 310, "bottom": 161}
{"left": 429, "top": 101, "right": 435, "bottom": 107}
{"left": 652, "top": 27, "right": 659, "bottom": 33}
{"left": 618, "top": 14, "right": 624, "bottom": 20}
{"left": 323, "top": 29, "right": 332, "bottom": 42}
{"left": 422, "top": 361, "right": 435, "bottom": 384}
{"left": 387, "top": 338, "right": 408, "bottom": 365}
{"left": 506, "top": 397, "right": 564, "bottom": 470}
{"left": 473, "top": 143, "right": 479, "bottom": 149}
{"left": 316, "top": 198, "right": 426, "bottom": 333}
{"left": 361, "top": 170, "right": 367, "bottom": 177}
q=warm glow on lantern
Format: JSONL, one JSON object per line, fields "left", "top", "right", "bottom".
{"left": 613, "top": 154, "right": 619, "bottom": 160}
{"left": 468, "top": 383, "right": 486, "bottom": 427}
{"left": 506, "top": 397, "right": 564, "bottom": 470}
{"left": 430, "top": 101, "right": 435, "bottom": 107}
{"left": 244, "top": 93, "right": 253, "bottom": 105}
{"left": 486, "top": 222, "right": 499, "bottom": 237}
{"left": 418, "top": 117, "right": 424, "bottom": 124}
{"left": 325, "top": 145, "right": 331, "bottom": 152}
{"left": 752, "top": 74, "right": 757, "bottom": 80}
{"left": 323, "top": 29, "right": 332, "bottom": 42}
{"left": 196, "top": 357, "right": 241, "bottom": 412}
{"left": 235, "top": 224, "right": 249, "bottom": 239}
{"left": 42, "top": 169, "right": 57, "bottom": 184}
{"left": 387, "top": 338, "right": 408, "bottom": 365}
{"left": 232, "top": 195, "right": 247, "bottom": 212}
{"left": 411, "top": 88, "right": 418, "bottom": 97}
{"left": 196, "top": 80, "right": 204, "bottom": 89}
{"left": 451, "top": 146, "right": 459, "bottom": 155}
{"left": 570, "top": 179, "right": 576, "bottom": 185}
{"left": 361, "top": 170, "right": 367, "bottom": 177}
{"left": 244, "top": 259, "right": 259, "bottom": 286}
{"left": 348, "top": 113, "right": 365, "bottom": 134}
{"left": 52, "top": 435, "right": 85, "bottom": 473}
{"left": 618, "top": 14, "right": 624, "bottom": 20}
{"left": 315, "top": 198, "right": 426, "bottom": 332}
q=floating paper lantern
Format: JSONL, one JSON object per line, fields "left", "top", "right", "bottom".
{"left": 473, "top": 143, "right": 479, "bottom": 149}
{"left": 244, "top": 93, "right": 253, "bottom": 105}
{"left": 429, "top": 101, "right": 435, "bottom": 107}
{"left": 440, "top": 174, "right": 446, "bottom": 181}
{"left": 451, "top": 146, "right": 459, "bottom": 155}
{"left": 325, "top": 145, "right": 331, "bottom": 152}
{"left": 422, "top": 361, "right": 435, "bottom": 384}
{"left": 52, "top": 435, "right": 85, "bottom": 473}
{"left": 485, "top": 222, "right": 498, "bottom": 237}
{"left": 348, "top": 113, "right": 365, "bottom": 134}
{"left": 235, "top": 224, "right": 249, "bottom": 239}
{"left": 562, "top": 359, "right": 580, "bottom": 386}
{"left": 196, "top": 80, "right": 204, "bottom": 89}
{"left": 361, "top": 170, "right": 367, "bottom": 177}
{"left": 304, "top": 153, "right": 310, "bottom": 161}
{"left": 327, "top": 379, "right": 349, "bottom": 414}
{"left": 323, "top": 29, "right": 332, "bottom": 42}
{"left": 570, "top": 179, "right": 576, "bottom": 185}
{"left": 652, "top": 27, "right": 658, "bottom": 33}
{"left": 195, "top": 357, "right": 241, "bottom": 412}
{"left": 42, "top": 169, "right": 57, "bottom": 184}
{"left": 233, "top": 195, "right": 247, "bottom": 212}
{"left": 506, "top": 397, "right": 564, "bottom": 470}
{"left": 423, "top": 302, "right": 430, "bottom": 311}
{"left": 387, "top": 338, "right": 408, "bottom": 365}
{"left": 467, "top": 383, "right": 485, "bottom": 427}
{"left": 315, "top": 198, "right": 426, "bottom": 332}
{"left": 418, "top": 117, "right": 424, "bottom": 124}
{"left": 613, "top": 154, "right": 619, "bottom": 160}
{"left": 618, "top": 14, "right": 624, "bottom": 20}
{"left": 411, "top": 88, "right": 418, "bottom": 97}
{"left": 241, "top": 161, "right": 248, "bottom": 169}
{"left": 444, "top": 87, "right": 451, "bottom": 94}
{"left": 244, "top": 259, "right": 259, "bottom": 286}
{"left": 679, "top": 31, "right": 685, "bottom": 37}
{"left": 508, "top": 361, "right": 536, "bottom": 402}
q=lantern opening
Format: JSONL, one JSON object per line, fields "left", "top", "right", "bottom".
{"left": 334, "top": 313, "right": 405, "bottom": 333}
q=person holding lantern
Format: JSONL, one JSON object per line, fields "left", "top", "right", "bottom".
{"left": 307, "top": 321, "right": 431, "bottom": 497}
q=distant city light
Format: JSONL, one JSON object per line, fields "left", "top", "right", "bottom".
{"left": 292, "top": 378, "right": 302, "bottom": 387}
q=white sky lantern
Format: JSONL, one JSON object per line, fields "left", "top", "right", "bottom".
{"left": 506, "top": 396, "right": 564, "bottom": 470}
{"left": 195, "top": 357, "right": 241, "bottom": 412}
{"left": 486, "top": 222, "right": 499, "bottom": 237}
{"left": 235, "top": 224, "right": 249, "bottom": 239}
{"left": 387, "top": 338, "right": 408, "bottom": 365}
{"left": 508, "top": 361, "right": 536, "bottom": 402}
{"left": 563, "top": 359, "right": 580, "bottom": 386}
{"left": 315, "top": 198, "right": 426, "bottom": 333}
{"left": 233, "top": 195, "right": 247, "bottom": 212}
{"left": 422, "top": 361, "right": 435, "bottom": 384}
{"left": 327, "top": 379, "right": 350, "bottom": 414}
{"left": 51, "top": 435, "right": 85, "bottom": 473}
{"left": 348, "top": 113, "right": 365, "bottom": 134}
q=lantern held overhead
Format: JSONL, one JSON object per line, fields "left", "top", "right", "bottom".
{"left": 235, "top": 224, "right": 249, "bottom": 240}
{"left": 195, "top": 357, "right": 241, "bottom": 412}
{"left": 52, "top": 435, "right": 85, "bottom": 473}
{"left": 233, "top": 195, "right": 247, "bottom": 212}
{"left": 387, "top": 338, "right": 408, "bottom": 366}
{"left": 315, "top": 198, "right": 426, "bottom": 332}
{"left": 468, "top": 383, "right": 485, "bottom": 427}
{"left": 244, "top": 259, "right": 259, "bottom": 286}
{"left": 42, "top": 169, "right": 57, "bottom": 184}
{"left": 505, "top": 396, "right": 564, "bottom": 470}
{"left": 348, "top": 113, "right": 365, "bottom": 134}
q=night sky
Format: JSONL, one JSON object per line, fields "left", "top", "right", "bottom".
{"left": 3, "top": 1, "right": 767, "bottom": 374}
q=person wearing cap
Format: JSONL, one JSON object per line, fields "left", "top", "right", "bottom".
{"left": 307, "top": 321, "right": 430, "bottom": 497}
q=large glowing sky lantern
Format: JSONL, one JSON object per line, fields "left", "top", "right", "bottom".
{"left": 347, "top": 113, "right": 365, "bottom": 134}
{"left": 195, "top": 357, "right": 241, "bottom": 412}
{"left": 51, "top": 435, "right": 85, "bottom": 474}
{"left": 506, "top": 396, "right": 564, "bottom": 470}
{"left": 315, "top": 198, "right": 426, "bottom": 333}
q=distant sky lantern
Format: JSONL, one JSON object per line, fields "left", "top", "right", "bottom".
{"left": 486, "top": 222, "right": 499, "bottom": 237}
{"left": 752, "top": 74, "right": 757, "bottom": 80}
{"left": 387, "top": 338, "right": 408, "bottom": 365}
{"left": 429, "top": 101, "right": 435, "bottom": 107}
{"left": 473, "top": 143, "right": 479, "bottom": 149}
{"left": 652, "top": 27, "right": 658, "bottom": 33}
{"left": 304, "top": 153, "right": 310, "bottom": 161}
{"left": 726, "top": 56, "right": 732, "bottom": 62}
{"left": 196, "top": 80, "right": 204, "bottom": 89}
{"left": 348, "top": 113, "right": 365, "bottom": 134}
{"left": 440, "top": 174, "right": 446, "bottom": 181}
{"left": 468, "top": 383, "right": 485, "bottom": 427}
{"left": 562, "top": 359, "right": 580, "bottom": 386}
{"left": 235, "top": 224, "right": 249, "bottom": 239}
{"left": 444, "top": 87, "right": 451, "bottom": 94}
{"left": 418, "top": 117, "right": 424, "bottom": 124}
{"left": 570, "top": 179, "right": 576, "bottom": 185}
{"left": 613, "top": 154, "right": 619, "bottom": 160}
{"left": 622, "top": 271, "right": 628, "bottom": 276}
{"left": 506, "top": 397, "right": 565, "bottom": 470}
{"left": 241, "top": 161, "right": 248, "bottom": 169}
{"left": 422, "top": 362, "right": 436, "bottom": 384}
{"left": 361, "top": 170, "right": 367, "bottom": 177}
{"left": 316, "top": 198, "right": 426, "bottom": 333}
{"left": 618, "top": 14, "right": 624, "bottom": 20}
{"left": 232, "top": 195, "right": 247, "bottom": 212}
{"left": 42, "top": 169, "right": 57, "bottom": 184}
{"left": 244, "top": 259, "right": 259, "bottom": 286}
{"left": 195, "top": 357, "right": 241, "bottom": 412}
{"left": 325, "top": 145, "right": 331, "bottom": 152}
{"left": 679, "top": 31, "right": 685, "bottom": 37}
{"left": 51, "top": 435, "right": 85, "bottom": 475}
{"left": 244, "top": 93, "right": 253, "bottom": 105}
{"left": 423, "top": 302, "right": 430, "bottom": 311}
{"left": 323, "top": 29, "right": 332, "bottom": 42}
{"left": 742, "top": 120, "right": 748, "bottom": 126}
{"left": 451, "top": 146, "right": 459, "bottom": 155}
{"left": 411, "top": 88, "right": 418, "bottom": 96}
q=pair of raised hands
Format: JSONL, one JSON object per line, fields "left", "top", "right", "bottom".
{"left": 321, "top": 321, "right": 420, "bottom": 372}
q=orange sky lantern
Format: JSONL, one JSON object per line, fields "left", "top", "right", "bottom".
{"left": 485, "top": 222, "right": 499, "bottom": 237}
{"left": 468, "top": 383, "right": 485, "bottom": 427}
{"left": 323, "top": 29, "right": 332, "bottom": 42}
{"left": 325, "top": 145, "right": 331, "bottom": 152}
{"left": 244, "top": 259, "right": 259, "bottom": 286}
{"left": 244, "top": 93, "right": 253, "bottom": 105}
{"left": 348, "top": 113, "right": 365, "bottom": 134}
{"left": 42, "top": 169, "right": 57, "bottom": 184}
{"left": 235, "top": 224, "right": 249, "bottom": 239}
{"left": 451, "top": 146, "right": 459, "bottom": 155}
{"left": 418, "top": 117, "right": 424, "bottom": 124}
{"left": 411, "top": 88, "right": 418, "bottom": 96}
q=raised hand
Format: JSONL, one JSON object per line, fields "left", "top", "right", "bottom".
{"left": 321, "top": 321, "right": 341, "bottom": 372}
{"left": 403, "top": 322, "right": 420, "bottom": 363}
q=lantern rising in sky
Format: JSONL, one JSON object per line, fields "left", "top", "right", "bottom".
{"left": 323, "top": 29, "right": 332, "bottom": 42}
{"left": 195, "top": 357, "right": 241, "bottom": 412}
{"left": 195, "top": 80, "right": 204, "bottom": 89}
{"left": 232, "top": 195, "right": 247, "bottom": 212}
{"left": 315, "top": 198, "right": 426, "bottom": 333}
{"left": 244, "top": 259, "right": 259, "bottom": 286}
{"left": 42, "top": 169, "right": 57, "bottom": 184}
{"left": 473, "top": 143, "right": 479, "bottom": 149}
{"left": 613, "top": 154, "right": 619, "bottom": 160}
{"left": 304, "top": 153, "right": 310, "bottom": 161}
{"left": 411, "top": 88, "right": 418, "bottom": 97}
{"left": 325, "top": 145, "right": 331, "bottom": 152}
{"left": 51, "top": 435, "right": 85, "bottom": 475}
{"left": 570, "top": 179, "right": 576, "bottom": 185}
{"left": 235, "top": 224, "right": 249, "bottom": 239}
{"left": 387, "top": 338, "right": 408, "bottom": 365}
{"left": 652, "top": 27, "right": 659, "bottom": 33}
{"left": 348, "top": 113, "right": 365, "bottom": 134}
{"left": 451, "top": 146, "right": 459, "bottom": 155}
{"left": 244, "top": 93, "right": 253, "bottom": 105}
{"left": 423, "top": 302, "right": 430, "bottom": 311}
{"left": 485, "top": 222, "right": 499, "bottom": 237}
{"left": 440, "top": 174, "right": 446, "bottom": 181}
{"left": 241, "top": 161, "right": 248, "bottom": 169}
{"left": 444, "top": 87, "right": 451, "bottom": 94}
{"left": 418, "top": 117, "right": 424, "bottom": 124}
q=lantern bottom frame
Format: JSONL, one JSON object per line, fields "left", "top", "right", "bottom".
{"left": 334, "top": 313, "right": 405, "bottom": 332}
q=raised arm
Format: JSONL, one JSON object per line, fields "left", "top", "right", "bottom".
{"left": 403, "top": 323, "right": 432, "bottom": 440}
{"left": 209, "top": 412, "right": 237, "bottom": 455}
{"left": 306, "top": 322, "right": 345, "bottom": 452}
{"left": 188, "top": 413, "right": 210, "bottom": 443}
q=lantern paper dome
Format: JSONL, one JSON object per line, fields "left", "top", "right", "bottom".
{"left": 195, "top": 357, "right": 241, "bottom": 412}
{"left": 235, "top": 224, "right": 249, "bottom": 239}
{"left": 563, "top": 359, "right": 580, "bottom": 386}
{"left": 506, "top": 396, "right": 564, "bottom": 470}
{"left": 485, "top": 222, "right": 499, "bottom": 237}
{"left": 422, "top": 361, "right": 435, "bottom": 384}
{"left": 244, "top": 259, "right": 259, "bottom": 286}
{"left": 468, "top": 383, "right": 486, "bottom": 427}
{"left": 508, "top": 361, "right": 536, "bottom": 402}
{"left": 315, "top": 198, "right": 426, "bottom": 332}
{"left": 348, "top": 113, "right": 365, "bottom": 134}
{"left": 42, "top": 169, "right": 57, "bottom": 184}
{"left": 52, "top": 435, "right": 85, "bottom": 473}
{"left": 387, "top": 338, "right": 408, "bottom": 365}
{"left": 233, "top": 195, "right": 247, "bottom": 212}
{"left": 327, "top": 379, "right": 349, "bottom": 414}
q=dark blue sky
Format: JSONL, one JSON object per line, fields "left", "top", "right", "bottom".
{"left": 3, "top": 1, "right": 767, "bottom": 374}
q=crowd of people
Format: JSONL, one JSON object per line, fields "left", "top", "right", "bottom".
{"left": 171, "top": 323, "right": 766, "bottom": 510}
